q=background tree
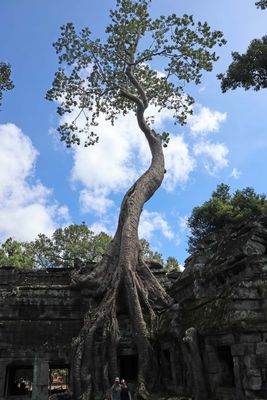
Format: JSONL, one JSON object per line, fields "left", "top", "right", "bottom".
{"left": 47, "top": 0, "right": 225, "bottom": 398}
{"left": 0, "top": 62, "right": 14, "bottom": 108}
{"left": 255, "top": 0, "right": 267, "bottom": 9}
{"left": 139, "top": 238, "right": 164, "bottom": 264}
{"left": 0, "top": 225, "right": 112, "bottom": 269}
{"left": 0, "top": 238, "right": 35, "bottom": 270}
{"left": 188, "top": 183, "right": 267, "bottom": 253}
{"left": 218, "top": 2, "right": 267, "bottom": 92}
{"left": 0, "top": 226, "right": 177, "bottom": 270}
{"left": 31, "top": 224, "right": 112, "bottom": 268}
{"left": 165, "top": 256, "right": 181, "bottom": 273}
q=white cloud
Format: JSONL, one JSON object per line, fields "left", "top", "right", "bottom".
{"left": 139, "top": 209, "right": 174, "bottom": 241}
{"left": 193, "top": 141, "right": 229, "bottom": 175}
{"left": 198, "top": 86, "right": 206, "bottom": 93}
{"left": 69, "top": 111, "right": 147, "bottom": 214}
{"left": 163, "top": 135, "right": 196, "bottom": 191}
{"left": 230, "top": 167, "right": 242, "bottom": 179}
{"left": 89, "top": 221, "right": 111, "bottom": 235}
{"left": 0, "top": 123, "right": 70, "bottom": 242}
{"left": 179, "top": 215, "right": 189, "bottom": 232}
{"left": 60, "top": 100, "right": 228, "bottom": 219}
{"left": 79, "top": 188, "right": 114, "bottom": 215}
{"left": 188, "top": 105, "right": 226, "bottom": 135}
{"left": 67, "top": 104, "right": 197, "bottom": 215}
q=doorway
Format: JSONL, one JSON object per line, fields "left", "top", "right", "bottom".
{"left": 119, "top": 354, "right": 138, "bottom": 381}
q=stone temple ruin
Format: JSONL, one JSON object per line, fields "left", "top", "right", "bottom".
{"left": 0, "top": 218, "right": 266, "bottom": 400}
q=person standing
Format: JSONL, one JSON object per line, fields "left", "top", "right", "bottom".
{"left": 120, "top": 379, "right": 131, "bottom": 400}
{"left": 110, "top": 377, "right": 122, "bottom": 400}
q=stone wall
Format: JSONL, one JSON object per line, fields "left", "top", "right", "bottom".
{"left": 0, "top": 267, "right": 83, "bottom": 400}
{"left": 0, "top": 218, "right": 266, "bottom": 399}
{"left": 162, "top": 218, "right": 267, "bottom": 400}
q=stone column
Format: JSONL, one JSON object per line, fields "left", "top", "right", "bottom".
{"left": 32, "top": 357, "right": 49, "bottom": 400}
{"left": 183, "top": 327, "right": 208, "bottom": 400}
{"left": 0, "top": 360, "right": 7, "bottom": 399}
{"left": 233, "top": 356, "right": 245, "bottom": 400}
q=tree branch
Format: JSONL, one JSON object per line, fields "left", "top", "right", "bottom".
{"left": 126, "top": 65, "right": 148, "bottom": 108}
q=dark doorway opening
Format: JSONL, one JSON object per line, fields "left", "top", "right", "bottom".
{"left": 217, "top": 346, "right": 235, "bottom": 387}
{"left": 49, "top": 365, "right": 70, "bottom": 396}
{"left": 161, "top": 348, "right": 173, "bottom": 388}
{"left": 5, "top": 365, "right": 33, "bottom": 396}
{"left": 119, "top": 355, "right": 138, "bottom": 381}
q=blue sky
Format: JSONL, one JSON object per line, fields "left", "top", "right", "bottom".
{"left": 0, "top": 0, "right": 266, "bottom": 264}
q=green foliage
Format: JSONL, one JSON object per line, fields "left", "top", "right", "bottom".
{"left": 0, "top": 224, "right": 112, "bottom": 269}
{"left": 0, "top": 62, "right": 14, "bottom": 108}
{"left": 0, "top": 226, "right": 180, "bottom": 269}
{"left": 0, "top": 238, "right": 35, "bottom": 269}
{"left": 218, "top": 36, "right": 267, "bottom": 92}
{"left": 47, "top": 0, "right": 225, "bottom": 147}
{"left": 188, "top": 184, "right": 267, "bottom": 253}
{"left": 255, "top": 0, "right": 267, "bottom": 9}
{"left": 140, "top": 238, "right": 180, "bottom": 269}
{"left": 219, "top": 3, "right": 266, "bottom": 92}
{"left": 140, "top": 238, "right": 164, "bottom": 264}
{"left": 31, "top": 224, "right": 112, "bottom": 268}
{"left": 165, "top": 256, "right": 181, "bottom": 273}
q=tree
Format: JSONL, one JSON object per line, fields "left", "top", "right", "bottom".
{"left": 0, "top": 225, "right": 176, "bottom": 270}
{"left": 47, "top": 1, "right": 225, "bottom": 398}
{"left": 218, "top": 3, "right": 267, "bottom": 92}
{"left": 188, "top": 183, "right": 267, "bottom": 253}
{"left": 165, "top": 256, "right": 181, "bottom": 273}
{"left": 0, "top": 224, "right": 112, "bottom": 269}
{"left": 255, "top": 0, "right": 267, "bottom": 9}
{"left": 139, "top": 238, "right": 164, "bottom": 264}
{"left": 30, "top": 224, "right": 112, "bottom": 268}
{"left": 218, "top": 36, "right": 267, "bottom": 92}
{"left": 0, "top": 238, "right": 35, "bottom": 270}
{"left": 0, "top": 62, "right": 14, "bottom": 108}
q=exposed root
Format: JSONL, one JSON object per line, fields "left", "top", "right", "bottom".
{"left": 70, "top": 245, "right": 171, "bottom": 399}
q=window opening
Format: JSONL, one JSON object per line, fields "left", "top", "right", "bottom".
{"left": 5, "top": 365, "right": 33, "bottom": 396}
{"left": 48, "top": 366, "right": 70, "bottom": 396}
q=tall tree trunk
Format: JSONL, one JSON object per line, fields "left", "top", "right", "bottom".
{"left": 70, "top": 80, "right": 171, "bottom": 400}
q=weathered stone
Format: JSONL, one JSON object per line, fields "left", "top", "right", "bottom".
{"left": 240, "top": 334, "right": 262, "bottom": 343}
{"left": 0, "top": 218, "right": 267, "bottom": 400}
{"left": 244, "top": 354, "right": 265, "bottom": 369}
{"left": 246, "top": 368, "right": 261, "bottom": 377}
{"left": 256, "top": 342, "right": 267, "bottom": 355}
{"left": 231, "top": 344, "right": 245, "bottom": 356}
{"left": 246, "top": 375, "right": 262, "bottom": 390}
{"left": 32, "top": 358, "right": 49, "bottom": 400}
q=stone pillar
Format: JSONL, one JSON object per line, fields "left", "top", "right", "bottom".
{"left": 0, "top": 360, "right": 7, "bottom": 398}
{"left": 233, "top": 356, "right": 245, "bottom": 400}
{"left": 32, "top": 357, "right": 49, "bottom": 400}
{"left": 170, "top": 345, "right": 178, "bottom": 391}
{"left": 182, "top": 327, "right": 208, "bottom": 400}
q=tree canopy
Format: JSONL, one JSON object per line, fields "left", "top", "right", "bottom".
{"left": 188, "top": 183, "right": 267, "bottom": 253}
{"left": 47, "top": 0, "right": 226, "bottom": 148}
{"left": 218, "top": 2, "right": 267, "bottom": 92}
{"left": 0, "top": 238, "right": 35, "bottom": 270}
{"left": 0, "top": 62, "right": 14, "bottom": 108}
{"left": 0, "top": 225, "right": 111, "bottom": 269}
{"left": 255, "top": 0, "right": 267, "bottom": 9}
{"left": 0, "top": 225, "right": 178, "bottom": 270}
{"left": 218, "top": 36, "right": 267, "bottom": 92}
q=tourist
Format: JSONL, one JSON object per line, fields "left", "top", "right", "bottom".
{"left": 110, "top": 377, "right": 121, "bottom": 400}
{"left": 120, "top": 379, "right": 131, "bottom": 400}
